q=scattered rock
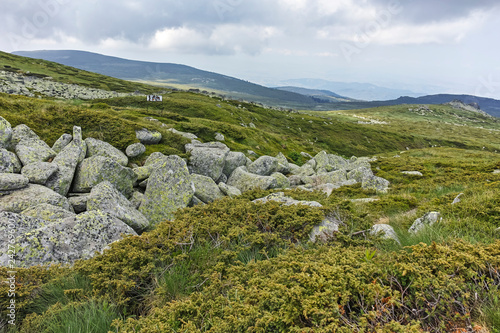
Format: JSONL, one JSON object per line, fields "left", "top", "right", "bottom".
{"left": 68, "top": 194, "right": 89, "bottom": 214}
{"left": 271, "top": 172, "right": 291, "bottom": 189}
{"left": 401, "top": 171, "right": 423, "bottom": 177}
{"left": 218, "top": 182, "right": 241, "bottom": 198}
{"left": 15, "top": 137, "right": 56, "bottom": 166}
{"left": 126, "top": 143, "right": 146, "bottom": 158}
{"left": 136, "top": 128, "right": 162, "bottom": 145}
{"left": 187, "top": 142, "right": 229, "bottom": 181}
{"left": 362, "top": 175, "right": 390, "bottom": 193}
{"left": 248, "top": 156, "right": 279, "bottom": 176}
{"left": 215, "top": 132, "right": 225, "bottom": 141}
{"left": 309, "top": 216, "right": 342, "bottom": 243}
{"left": 452, "top": 193, "right": 464, "bottom": 205}
{"left": 129, "top": 191, "right": 145, "bottom": 210}
{"left": 253, "top": 192, "right": 322, "bottom": 208}
{"left": 168, "top": 128, "right": 198, "bottom": 140}
{"left": 0, "top": 116, "right": 13, "bottom": 149}
{"left": 409, "top": 212, "right": 441, "bottom": 233}
{"left": 370, "top": 224, "right": 400, "bottom": 243}
{"left": 223, "top": 152, "right": 248, "bottom": 178}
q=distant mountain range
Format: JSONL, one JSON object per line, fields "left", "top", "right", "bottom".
{"left": 10, "top": 50, "right": 500, "bottom": 117}
{"left": 276, "top": 78, "right": 424, "bottom": 101}
{"left": 12, "top": 50, "right": 354, "bottom": 109}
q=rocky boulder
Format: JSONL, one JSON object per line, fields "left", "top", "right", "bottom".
{"left": 72, "top": 156, "right": 136, "bottom": 197}
{"left": 409, "top": 212, "right": 441, "bottom": 233}
{"left": 247, "top": 156, "right": 279, "bottom": 176}
{"left": 126, "top": 143, "right": 146, "bottom": 158}
{"left": 87, "top": 181, "right": 149, "bottom": 231}
{"left": 218, "top": 182, "right": 242, "bottom": 198}
{"left": 270, "top": 172, "right": 291, "bottom": 189}
{"left": 187, "top": 142, "right": 229, "bottom": 181}
{"left": 362, "top": 175, "right": 390, "bottom": 193}
{"left": 21, "top": 203, "right": 76, "bottom": 221}
{"left": 253, "top": 192, "right": 322, "bottom": 208}
{"left": 0, "top": 211, "right": 136, "bottom": 267}
{"left": 370, "top": 224, "right": 400, "bottom": 243}
{"left": 223, "top": 151, "right": 247, "bottom": 178}
{"left": 52, "top": 133, "right": 72, "bottom": 153}
{"left": 85, "top": 137, "right": 128, "bottom": 166}
{"left": 140, "top": 155, "right": 194, "bottom": 224}
{"left": 227, "top": 167, "right": 277, "bottom": 192}
{"left": 136, "top": 128, "right": 162, "bottom": 145}
{"left": 0, "top": 116, "right": 12, "bottom": 149}
{"left": 15, "top": 137, "right": 56, "bottom": 166}
{"left": 0, "top": 149, "right": 21, "bottom": 173}
{"left": 191, "top": 174, "right": 225, "bottom": 203}
{"left": 21, "top": 162, "right": 59, "bottom": 185}
{"left": 0, "top": 184, "right": 73, "bottom": 213}
{"left": 0, "top": 173, "right": 29, "bottom": 191}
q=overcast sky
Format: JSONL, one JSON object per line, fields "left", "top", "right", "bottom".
{"left": 2, "top": 0, "right": 500, "bottom": 98}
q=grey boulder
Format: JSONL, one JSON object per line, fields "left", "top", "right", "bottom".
{"left": 87, "top": 181, "right": 149, "bottom": 231}
{"left": 187, "top": 143, "right": 229, "bottom": 181}
{"left": 15, "top": 137, "right": 56, "bottom": 166}
{"left": 140, "top": 155, "right": 194, "bottom": 224}
{"left": 85, "top": 137, "right": 128, "bottom": 166}
{"left": 52, "top": 133, "right": 72, "bottom": 153}
{"left": 136, "top": 128, "right": 162, "bottom": 145}
{"left": 0, "top": 184, "right": 73, "bottom": 213}
{"left": 21, "top": 162, "right": 59, "bottom": 185}
{"left": 0, "top": 116, "right": 12, "bottom": 149}
{"left": 227, "top": 167, "right": 277, "bottom": 193}
{"left": 223, "top": 151, "right": 247, "bottom": 178}
{"left": 370, "top": 224, "right": 400, "bottom": 243}
{"left": 409, "top": 212, "right": 441, "bottom": 234}
{"left": 21, "top": 203, "right": 76, "bottom": 221}
{"left": 247, "top": 156, "right": 279, "bottom": 176}
{"left": 218, "top": 182, "right": 242, "bottom": 198}
{"left": 191, "top": 174, "right": 225, "bottom": 203}
{"left": 0, "top": 149, "right": 21, "bottom": 173}
{"left": 0, "top": 173, "right": 29, "bottom": 191}
{"left": 126, "top": 143, "right": 146, "bottom": 158}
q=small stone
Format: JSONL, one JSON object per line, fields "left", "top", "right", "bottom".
{"left": 126, "top": 143, "right": 146, "bottom": 158}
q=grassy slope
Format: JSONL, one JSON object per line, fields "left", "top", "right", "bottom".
{"left": 0, "top": 58, "right": 499, "bottom": 332}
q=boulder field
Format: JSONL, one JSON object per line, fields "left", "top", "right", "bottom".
{"left": 0, "top": 116, "right": 390, "bottom": 267}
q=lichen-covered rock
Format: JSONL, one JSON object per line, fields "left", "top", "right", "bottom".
{"left": 15, "top": 137, "right": 56, "bottom": 166}
{"left": 270, "top": 172, "right": 291, "bottom": 189}
{"left": 0, "top": 149, "right": 21, "bottom": 173}
{"left": 21, "top": 162, "right": 59, "bottom": 185}
{"left": 0, "top": 184, "right": 73, "bottom": 213}
{"left": 133, "top": 153, "right": 170, "bottom": 181}
{"left": 346, "top": 158, "right": 371, "bottom": 171}
{"left": 1, "top": 211, "right": 136, "bottom": 267}
{"left": 227, "top": 167, "right": 278, "bottom": 193}
{"left": 347, "top": 167, "right": 373, "bottom": 183}
{"left": 253, "top": 192, "right": 322, "bottom": 207}
{"left": 68, "top": 194, "right": 89, "bottom": 214}
{"left": 362, "top": 175, "right": 390, "bottom": 193}
{"left": 309, "top": 217, "right": 342, "bottom": 243}
{"left": 72, "top": 156, "right": 137, "bottom": 197}
{"left": 46, "top": 127, "right": 87, "bottom": 196}
{"left": 191, "top": 174, "right": 225, "bottom": 203}
{"left": 313, "top": 151, "right": 331, "bottom": 173}
{"left": 401, "top": 171, "right": 423, "bottom": 177}
{"left": 136, "top": 128, "right": 162, "bottom": 145}
{"left": 409, "top": 212, "right": 441, "bottom": 234}
{"left": 247, "top": 156, "right": 279, "bottom": 176}
{"left": 223, "top": 152, "right": 248, "bottom": 178}
{"left": 290, "top": 163, "right": 316, "bottom": 178}
{"left": 125, "top": 143, "right": 146, "bottom": 158}
{"left": 0, "top": 173, "right": 29, "bottom": 191}
{"left": 215, "top": 132, "right": 225, "bottom": 141}
{"left": 218, "top": 182, "right": 242, "bottom": 198}
{"left": 140, "top": 155, "right": 194, "bottom": 224}
{"left": 187, "top": 143, "right": 229, "bottom": 181}
{"left": 303, "top": 170, "right": 347, "bottom": 186}
{"left": 10, "top": 124, "right": 39, "bottom": 148}
{"left": 370, "top": 224, "right": 400, "bottom": 243}
{"left": 130, "top": 191, "right": 145, "bottom": 210}
{"left": 275, "top": 152, "right": 290, "bottom": 174}
{"left": 87, "top": 181, "right": 149, "bottom": 231}
{"left": 0, "top": 116, "right": 12, "bottom": 149}
{"left": 21, "top": 203, "right": 76, "bottom": 221}
{"left": 85, "top": 137, "right": 128, "bottom": 166}
{"left": 168, "top": 128, "right": 197, "bottom": 140}
{"left": 190, "top": 196, "right": 205, "bottom": 207}
{"left": 52, "top": 133, "right": 72, "bottom": 153}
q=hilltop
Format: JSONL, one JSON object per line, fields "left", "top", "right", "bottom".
{"left": 0, "top": 53, "right": 499, "bottom": 332}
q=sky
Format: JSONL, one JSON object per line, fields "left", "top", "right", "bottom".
{"left": 1, "top": 0, "right": 500, "bottom": 98}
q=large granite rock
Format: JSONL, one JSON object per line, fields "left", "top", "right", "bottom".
{"left": 87, "top": 181, "right": 149, "bottom": 231}
{"left": 253, "top": 192, "right": 323, "bottom": 208}
{"left": 303, "top": 170, "right": 347, "bottom": 186}
{"left": 187, "top": 142, "right": 229, "bottom": 181}
{"left": 223, "top": 152, "right": 247, "bottom": 178}
{"left": 125, "top": 143, "right": 146, "bottom": 158}
{"left": 136, "top": 128, "right": 162, "bottom": 145}
{"left": 0, "top": 173, "right": 29, "bottom": 191}
{"left": 72, "top": 156, "right": 137, "bottom": 197}
{"left": 191, "top": 174, "right": 225, "bottom": 203}
{"left": 15, "top": 137, "right": 56, "bottom": 166}
{"left": 247, "top": 156, "right": 279, "bottom": 176}
{"left": 0, "top": 211, "right": 136, "bottom": 267}
{"left": 10, "top": 124, "right": 38, "bottom": 148}
{"left": 347, "top": 167, "right": 373, "bottom": 183}
{"left": 0, "top": 184, "right": 73, "bottom": 213}
{"left": 218, "top": 182, "right": 242, "bottom": 198}
{"left": 275, "top": 152, "right": 290, "bottom": 174}
{"left": 362, "top": 175, "right": 390, "bottom": 193}
{"left": 85, "top": 137, "right": 128, "bottom": 166}
{"left": 21, "top": 203, "right": 76, "bottom": 221}
{"left": 140, "top": 155, "right": 194, "bottom": 224}
{"left": 52, "top": 133, "right": 72, "bottom": 153}
{"left": 0, "top": 116, "right": 12, "bottom": 149}
{"left": 0, "top": 149, "right": 21, "bottom": 173}
{"left": 46, "top": 126, "right": 87, "bottom": 196}
{"left": 227, "top": 167, "right": 278, "bottom": 192}
{"left": 21, "top": 162, "right": 59, "bottom": 185}
{"left": 270, "top": 172, "right": 291, "bottom": 189}
{"left": 370, "top": 224, "right": 400, "bottom": 243}
{"left": 133, "top": 152, "right": 170, "bottom": 181}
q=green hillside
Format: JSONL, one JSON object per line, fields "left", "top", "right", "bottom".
{"left": 0, "top": 58, "right": 500, "bottom": 332}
